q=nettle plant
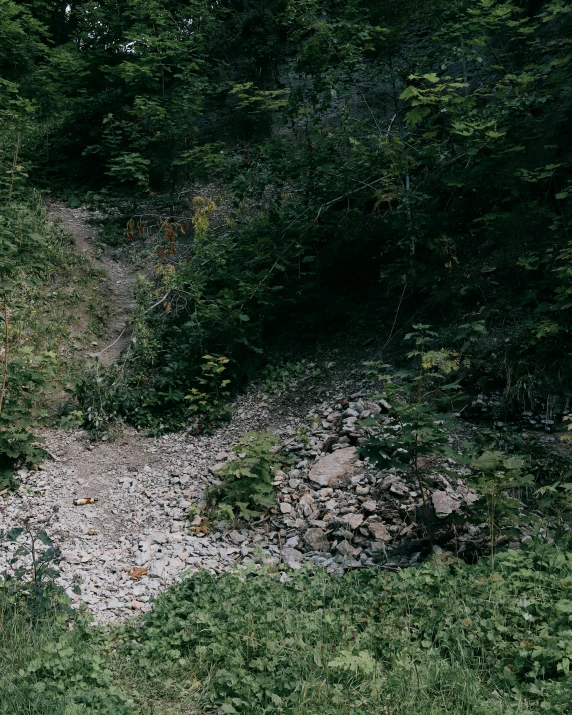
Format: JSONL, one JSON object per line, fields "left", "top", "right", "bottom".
{"left": 185, "top": 354, "right": 232, "bottom": 425}
{"left": 360, "top": 325, "right": 463, "bottom": 538}
{"left": 209, "top": 431, "right": 280, "bottom": 521}
{"left": 468, "top": 451, "right": 533, "bottom": 559}
{"left": 2, "top": 517, "right": 72, "bottom": 616}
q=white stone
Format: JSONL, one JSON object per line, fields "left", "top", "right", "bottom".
{"left": 282, "top": 547, "right": 303, "bottom": 569}
{"left": 432, "top": 490, "right": 461, "bottom": 518}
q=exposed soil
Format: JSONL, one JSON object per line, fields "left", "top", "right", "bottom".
{"left": 47, "top": 203, "right": 137, "bottom": 365}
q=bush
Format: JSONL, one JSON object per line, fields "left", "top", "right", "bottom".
{"left": 209, "top": 431, "right": 279, "bottom": 520}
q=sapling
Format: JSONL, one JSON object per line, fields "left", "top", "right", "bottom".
{"left": 208, "top": 431, "right": 280, "bottom": 521}
{"left": 361, "top": 325, "right": 463, "bottom": 541}
{"left": 467, "top": 451, "right": 533, "bottom": 563}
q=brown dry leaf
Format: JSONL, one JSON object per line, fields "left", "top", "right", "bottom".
{"left": 191, "top": 521, "right": 209, "bottom": 535}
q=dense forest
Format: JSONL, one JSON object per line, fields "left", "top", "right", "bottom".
{"left": 2, "top": 0, "right": 571, "bottom": 430}
{"left": 2, "top": 1, "right": 572, "bottom": 713}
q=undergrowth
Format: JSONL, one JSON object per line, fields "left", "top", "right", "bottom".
{"left": 5, "top": 539, "right": 572, "bottom": 713}
{"left": 111, "top": 539, "right": 572, "bottom": 714}
{"left": 0, "top": 194, "right": 110, "bottom": 486}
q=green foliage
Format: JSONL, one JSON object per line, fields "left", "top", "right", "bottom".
{"left": 116, "top": 539, "right": 572, "bottom": 714}
{"left": 0, "top": 597, "right": 135, "bottom": 714}
{"left": 209, "top": 431, "right": 279, "bottom": 521}
{"left": 468, "top": 451, "right": 533, "bottom": 553}
{"left": 0, "top": 190, "right": 105, "bottom": 483}
{"left": 0, "top": 520, "right": 135, "bottom": 713}
{"left": 8, "top": 534, "right": 572, "bottom": 713}
{"left": 473, "top": 428, "right": 572, "bottom": 524}
{"left": 0, "top": 347, "right": 56, "bottom": 490}
{"left": 8, "top": 0, "right": 567, "bottom": 424}
{"left": 360, "top": 327, "right": 462, "bottom": 533}
{"left": 185, "top": 354, "right": 232, "bottom": 423}
{"left": 261, "top": 360, "right": 307, "bottom": 394}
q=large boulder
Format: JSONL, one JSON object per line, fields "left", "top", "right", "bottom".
{"left": 309, "top": 447, "right": 360, "bottom": 487}
{"left": 304, "top": 528, "right": 330, "bottom": 552}
{"left": 432, "top": 490, "right": 461, "bottom": 519}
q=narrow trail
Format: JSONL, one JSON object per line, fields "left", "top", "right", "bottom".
{"left": 48, "top": 203, "right": 137, "bottom": 365}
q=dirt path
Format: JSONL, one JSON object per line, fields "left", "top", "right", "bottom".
{"left": 48, "top": 203, "right": 137, "bottom": 365}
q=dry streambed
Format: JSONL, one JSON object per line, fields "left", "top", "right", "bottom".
{"left": 0, "top": 377, "right": 512, "bottom": 623}
{"left": 0, "top": 205, "right": 532, "bottom": 623}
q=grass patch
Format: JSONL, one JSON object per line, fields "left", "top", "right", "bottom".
{"left": 3, "top": 540, "right": 572, "bottom": 713}
{"left": 6, "top": 193, "right": 111, "bottom": 391}
{"left": 0, "top": 598, "right": 134, "bottom": 713}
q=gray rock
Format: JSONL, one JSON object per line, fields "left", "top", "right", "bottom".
{"left": 336, "top": 540, "right": 360, "bottom": 557}
{"left": 346, "top": 513, "right": 364, "bottom": 530}
{"left": 149, "top": 558, "right": 170, "bottom": 577}
{"left": 380, "top": 474, "right": 400, "bottom": 490}
{"left": 321, "top": 435, "right": 339, "bottom": 453}
{"left": 297, "top": 493, "right": 317, "bottom": 518}
{"left": 309, "top": 447, "right": 359, "bottom": 487}
{"left": 368, "top": 522, "right": 391, "bottom": 542}
{"left": 432, "top": 490, "right": 461, "bottom": 518}
{"left": 389, "top": 482, "right": 408, "bottom": 497}
{"left": 282, "top": 547, "right": 303, "bottom": 569}
{"left": 228, "top": 530, "right": 248, "bottom": 544}
{"left": 62, "top": 552, "right": 82, "bottom": 564}
{"left": 304, "top": 528, "right": 330, "bottom": 552}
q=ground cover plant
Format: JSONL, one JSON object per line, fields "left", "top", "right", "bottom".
{"left": 5, "top": 538, "right": 572, "bottom": 714}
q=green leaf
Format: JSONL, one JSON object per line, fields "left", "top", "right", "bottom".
{"left": 37, "top": 531, "right": 53, "bottom": 547}
{"left": 7, "top": 527, "right": 24, "bottom": 541}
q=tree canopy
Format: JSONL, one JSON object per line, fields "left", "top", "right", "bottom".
{"left": 2, "top": 0, "right": 571, "bottom": 428}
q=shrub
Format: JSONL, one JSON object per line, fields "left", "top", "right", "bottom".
{"left": 209, "top": 431, "right": 279, "bottom": 520}
{"left": 185, "top": 354, "right": 232, "bottom": 424}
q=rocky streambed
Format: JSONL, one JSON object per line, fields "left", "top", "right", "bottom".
{"left": 1, "top": 376, "right": 538, "bottom": 623}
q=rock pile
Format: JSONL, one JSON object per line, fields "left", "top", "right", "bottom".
{"left": 254, "top": 395, "right": 487, "bottom": 571}
{"left": 0, "top": 382, "right": 531, "bottom": 623}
